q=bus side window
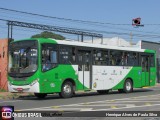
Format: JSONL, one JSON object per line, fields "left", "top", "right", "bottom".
{"left": 72, "top": 47, "right": 76, "bottom": 63}
{"left": 109, "top": 54, "right": 115, "bottom": 65}
{"left": 150, "top": 54, "right": 155, "bottom": 67}
{"left": 50, "top": 51, "right": 57, "bottom": 63}
{"left": 121, "top": 53, "right": 127, "bottom": 66}
{"left": 124, "top": 52, "right": 138, "bottom": 66}
{"left": 42, "top": 49, "right": 45, "bottom": 63}
{"left": 93, "top": 50, "right": 101, "bottom": 65}
{"left": 102, "top": 50, "right": 109, "bottom": 65}
{"left": 84, "top": 52, "right": 90, "bottom": 71}
{"left": 59, "top": 45, "right": 73, "bottom": 64}
{"left": 110, "top": 51, "right": 114, "bottom": 65}
{"left": 42, "top": 44, "right": 58, "bottom": 72}
{"left": 93, "top": 49, "right": 109, "bottom": 65}
{"left": 110, "top": 50, "right": 122, "bottom": 66}
{"left": 134, "top": 53, "right": 139, "bottom": 66}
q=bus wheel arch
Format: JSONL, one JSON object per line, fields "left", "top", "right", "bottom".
{"left": 59, "top": 78, "right": 75, "bottom": 98}
{"left": 118, "top": 78, "right": 133, "bottom": 93}
{"left": 64, "top": 78, "right": 76, "bottom": 92}
{"left": 123, "top": 78, "right": 133, "bottom": 93}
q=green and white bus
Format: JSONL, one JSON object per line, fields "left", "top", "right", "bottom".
{"left": 8, "top": 38, "right": 156, "bottom": 98}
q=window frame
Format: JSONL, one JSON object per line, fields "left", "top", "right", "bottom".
{"left": 41, "top": 43, "right": 58, "bottom": 72}
{"left": 93, "top": 48, "right": 109, "bottom": 66}
{"left": 59, "top": 45, "right": 77, "bottom": 65}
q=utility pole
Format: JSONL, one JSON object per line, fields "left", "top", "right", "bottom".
{"left": 130, "top": 32, "right": 132, "bottom": 46}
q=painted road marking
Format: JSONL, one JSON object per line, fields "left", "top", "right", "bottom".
{"left": 130, "top": 98, "right": 160, "bottom": 100}
{"left": 104, "top": 101, "right": 160, "bottom": 103}
{"left": 22, "top": 108, "right": 92, "bottom": 111}
{"left": 0, "top": 100, "right": 22, "bottom": 103}
{"left": 111, "top": 106, "right": 117, "bottom": 109}
{"left": 142, "top": 87, "right": 149, "bottom": 88}
{"left": 74, "top": 104, "right": 135, "bottom": 106}
{"left": 80, "top": 108, "right": 93, "bottom": 111}
{"left": 91, "top": 103, "right": 160, "bottom": 111}
{"left": 82, "top": 102, "right": 90, "bottom": 105}
{"left": 14, "top": 110, "right": 22, "bottom": 112}
{"left": 52, "top": 106, "right": 61, "bottom": 108}
{"left": 17, "top": 93, "right": 160, "bottom": 111}
{"left": 126, "top": 104, "right": 135, "bottom": 107}
{"left": 145, "top": 103, "right": 151, "bottom": 106}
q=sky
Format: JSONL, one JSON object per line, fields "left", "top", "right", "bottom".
{"left": 0, "top": 0, "right": 160, "bottom": 43}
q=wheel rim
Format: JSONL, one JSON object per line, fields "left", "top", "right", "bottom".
{"left": 63, "top": 84, "right": 71, "bottom": 94}
{"left": 126, "top": 81, "right": 131, "bottom": 91}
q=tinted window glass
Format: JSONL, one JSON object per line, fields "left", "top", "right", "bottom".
{"left": 110, "top": 50, "right": 123, "bottom": 66}
{"left": 59, "top": 45, "right": 76, "bottom": 64}
{"left": 150, "top": 54, "right": 155, "bottom": 67}
{"left": 123, "top": 52, "right": 138, "bottom": 66}
{"left": 42, "top": 44, "right": 58, "bottom": 71}
{"left": 93, "top": 50, "right": 109, "bottom": 65}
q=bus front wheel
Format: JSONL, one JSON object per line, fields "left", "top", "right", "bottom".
{"left": 34, "top": 93, "right": 47, "bottom": 99}
{"left": 59, "top": 81, "right": 74, "bottom": 98}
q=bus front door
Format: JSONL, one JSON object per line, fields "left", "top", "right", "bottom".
{"left": 78, "top": 50, "right": 91, "bottom": 90}
{"left": 141, "top": 55, "right": 150, "bottom": 86}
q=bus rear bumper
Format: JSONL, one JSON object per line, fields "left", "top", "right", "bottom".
{"left": 8, "top": 82, "right": 40, "bottom": 93}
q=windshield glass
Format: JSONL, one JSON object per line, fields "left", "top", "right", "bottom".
{"left": 8, "top": 40, "right": 38, "bottom": 76}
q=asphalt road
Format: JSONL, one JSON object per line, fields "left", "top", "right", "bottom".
{"left": 1, "top": 85, "right": 160, "bottom": 119}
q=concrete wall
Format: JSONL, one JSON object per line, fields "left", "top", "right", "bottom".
{"left": 141, "top": 40, "right": 160, "bottom": 58}
{"left": 141, "top": 40, "right": 160, "bottom": 83}
{"left": 0, "top": 39, "right": 8, "bottom": 91}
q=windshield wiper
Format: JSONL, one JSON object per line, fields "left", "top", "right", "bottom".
{"left": 9, "top": 72, "right": 35, "bottom": 78}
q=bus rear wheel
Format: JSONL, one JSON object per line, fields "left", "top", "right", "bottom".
{"left": 97, "top": 90, "right": 109, "bottom": 94}
{"left": 34, "top": 93, "right": 47, "bottom": 99}
{"left": 123, "top": 79, "right": 133, "bottom": 93}
{"left": 59, "top": 81, "right": 73, "bottom": 98}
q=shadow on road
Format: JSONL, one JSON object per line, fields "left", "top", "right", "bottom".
{"left": 17, "top": 88, "right": 153, "bottom": 100}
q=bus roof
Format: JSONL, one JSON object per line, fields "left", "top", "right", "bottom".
{"left": 52, "top": 39, "right": 155, "bottom": 53}
{"left": 12, "top": 38, "right": 156, "bottom": 53}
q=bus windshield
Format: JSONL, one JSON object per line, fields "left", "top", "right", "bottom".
{"left": 8, "top": 40, "right": 38, "bottom": 77}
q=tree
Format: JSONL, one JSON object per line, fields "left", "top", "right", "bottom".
{"left": 31, "top": 31, "right": 65, "bottom": 40}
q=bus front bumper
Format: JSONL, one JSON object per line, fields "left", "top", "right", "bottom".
{"left": 8, "top": 82, "right": 40, "bottom": 93}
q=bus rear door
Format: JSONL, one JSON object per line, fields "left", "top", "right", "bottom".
{"left": 141, "top": 55, "right": 150, "bottom": 86}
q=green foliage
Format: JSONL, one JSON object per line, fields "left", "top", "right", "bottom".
{"left": 31, "top": 31, "right": 65, "bottom": 40}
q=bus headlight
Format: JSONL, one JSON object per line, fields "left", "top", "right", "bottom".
{"left": 8, "top": 81, "right": 12, "bottom": 86}
{"left": 30, "top": 79, "right": 39, "bottom": 86}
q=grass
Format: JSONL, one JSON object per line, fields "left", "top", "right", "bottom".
{"left": 0, "top": 89, "right": 7, "bottom": 92}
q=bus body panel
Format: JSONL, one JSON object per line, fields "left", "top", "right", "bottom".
{"left": 38, "top": 64, "right": 88, "bottom": 93}
{"left": 7, "top": 38, "right": 157, "bottom": 94}
{"left": 92, "top": 66, "right": 131, "bottom": 90}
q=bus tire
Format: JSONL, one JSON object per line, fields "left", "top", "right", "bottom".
{"left": 97, "top": 90, "right": 109, "bottom": 94}
{"left": 59, "top": 81, "right": 73, "bottom": 98}
{"left": 34, "top": 93, "right": 47, "bottom": 99}
{"left": 123, "top": 79, "right": 133, "bottom": 93}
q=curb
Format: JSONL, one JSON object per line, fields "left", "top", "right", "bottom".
{"left": 0, "top": 93, "right": 34, "bottom": 100}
